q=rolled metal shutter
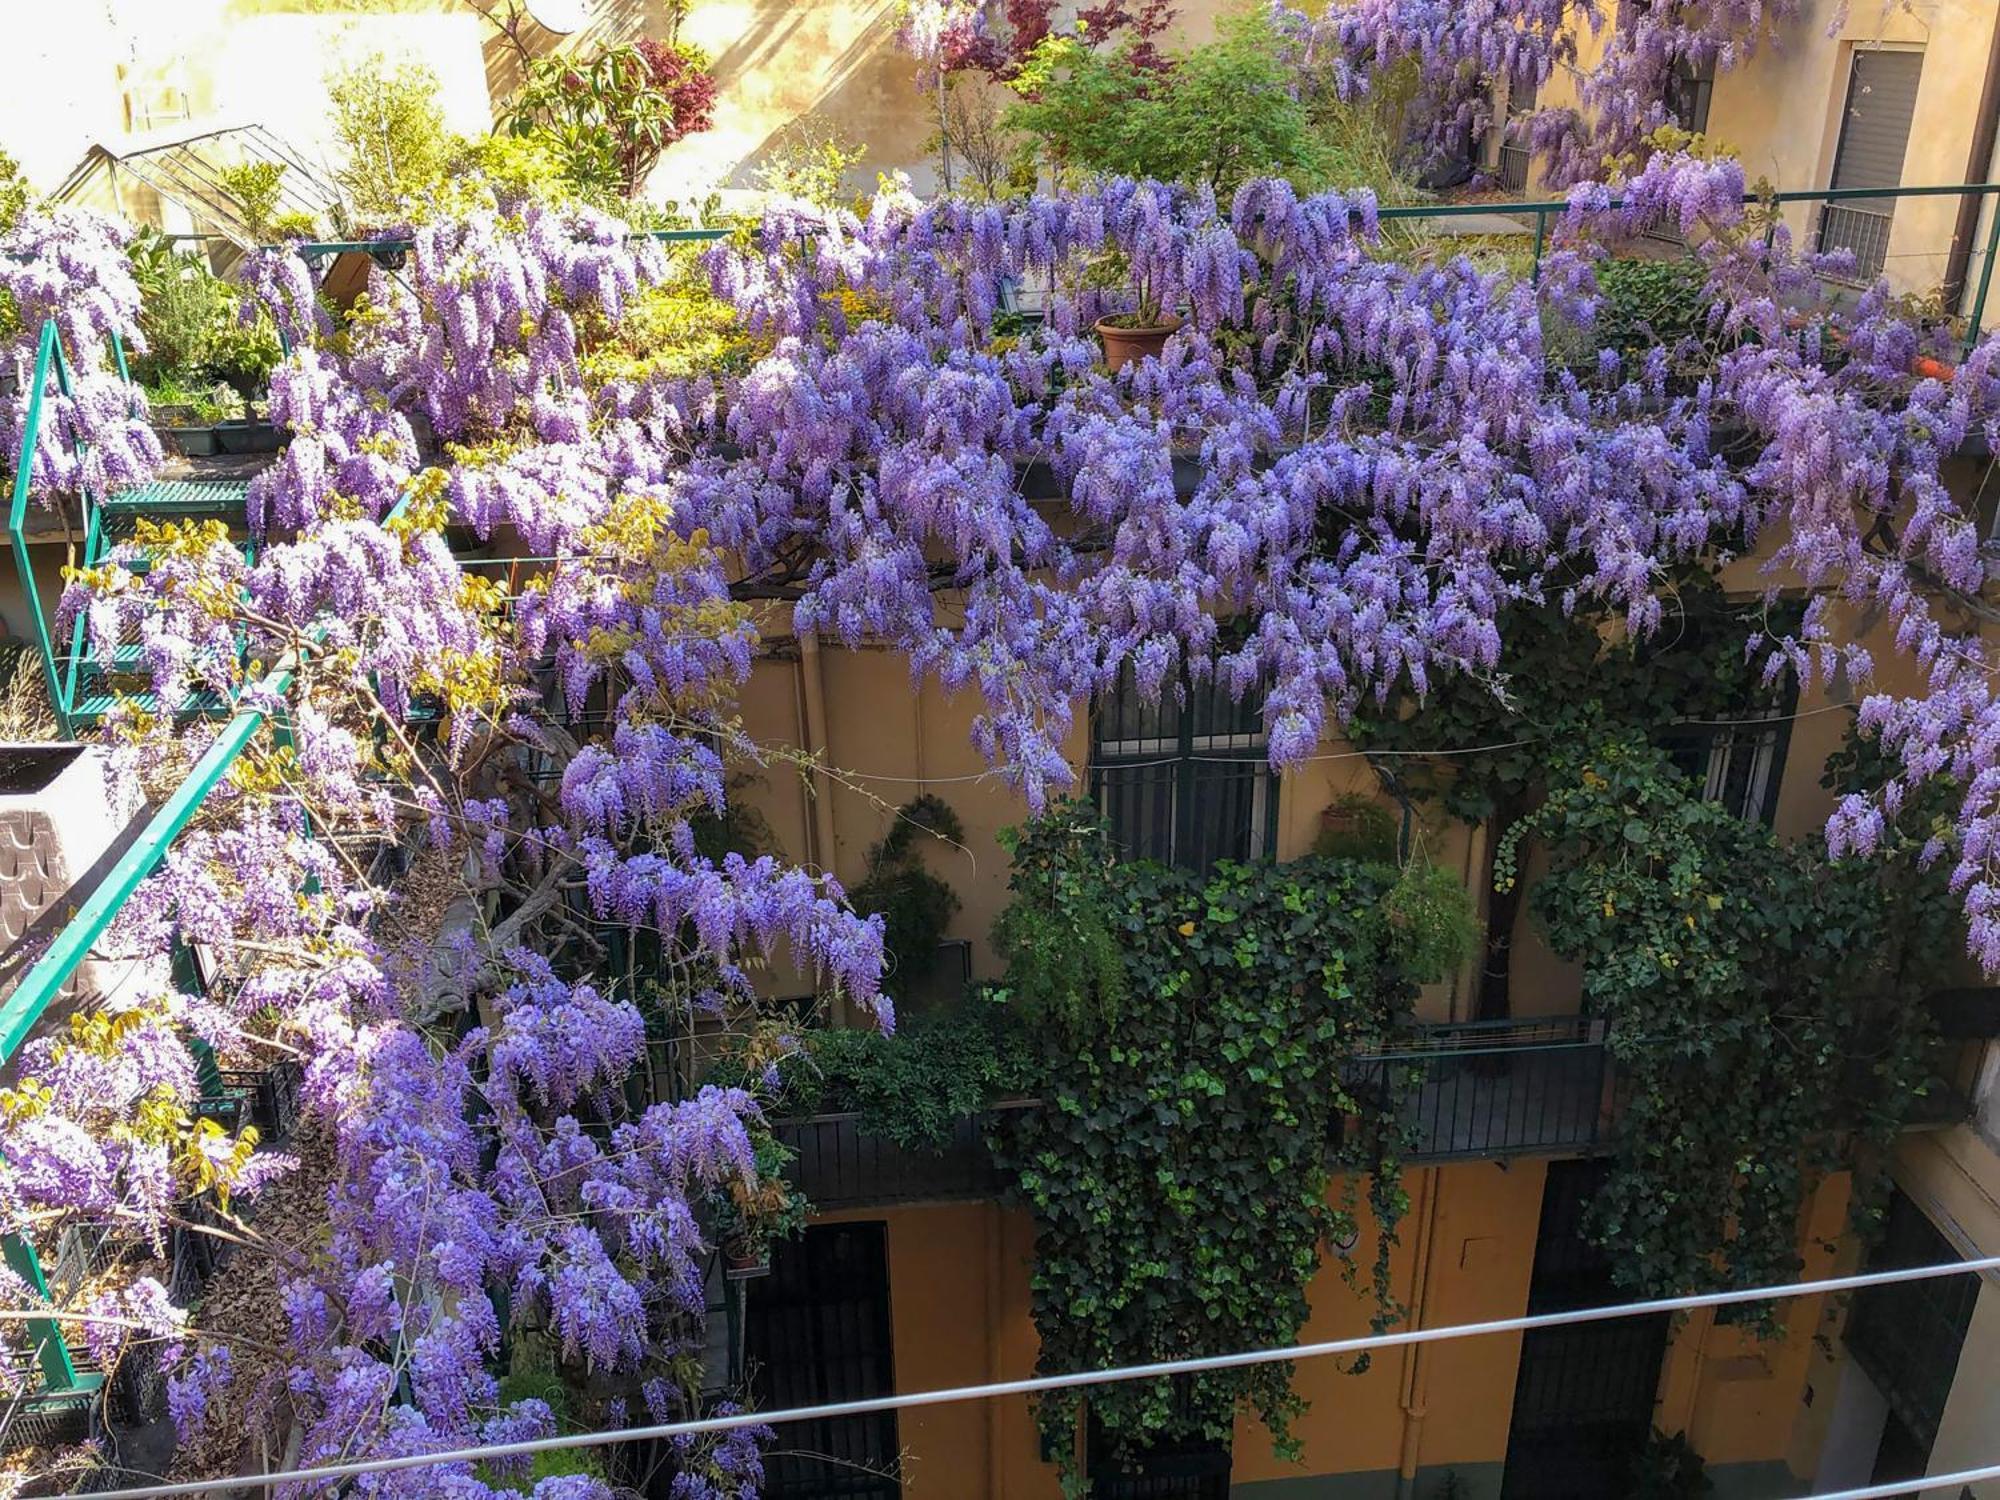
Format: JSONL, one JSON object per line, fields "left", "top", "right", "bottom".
{"left": 1821, "top": 48, "right": 1925, "bottom": 277}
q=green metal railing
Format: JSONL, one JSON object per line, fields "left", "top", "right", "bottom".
{"left": 289, "top": 225, "right": 730, "bottom": 261}
{"left": 8, "top": 321, "right": 73, "bottom": 739}
{"left": 1377, "top": 181, "right": 2000, "bottom": 353}
{"left": 0, "top": 485, "right": 413, "bottom": 1408}
{"left": 286, "top": 183, "right": 2000, "bottom": 350}
{"left": 7, "top": 319, "right": 196, "bottom": 742}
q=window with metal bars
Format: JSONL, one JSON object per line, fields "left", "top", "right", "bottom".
{"left": 1819, "top": 47, "right": 1925, "bottom": 282}
{"left": 1654, "top": 609, "right": 1800, "bottom": 826}
{"left": 1090, "top": 665, "right": 1275, "bottom": 871}
{"left": 1085, "top": 1380, "right": 1233, "bottom": 1500}
{"left": 1844, "top": 1189, "right": 1977, "bottom": 1463}
{"left": 1657, "top": 678, "right": 1796, "bottom": 827}
{"left": 1498, "top": 68, "right": 1537, "bottom": 192}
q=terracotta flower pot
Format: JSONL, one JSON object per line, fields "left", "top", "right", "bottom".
{"left": 723, "top": 1239, "right": 771, "bottom": 1280}
{"left": 1095, "top": 314, "right": 1183, "bottom": 373}
{"left": 1912, "top": 354, "right": 1957, "bottom": 383}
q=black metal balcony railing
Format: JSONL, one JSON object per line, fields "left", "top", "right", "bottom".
{"left": 1342, "top": 1017, "right": 1611, "bottom": 1163}
{"left": 777, "top": 1019, "right": 1616, "bottom": 1211}
{"left": 776, "top": 1106, "right": 1022, "bottom": 1212}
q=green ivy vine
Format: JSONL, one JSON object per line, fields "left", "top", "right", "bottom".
{"left": 1498, "top": 730, "right": 1960, "bottom": 1308}
{"left": 987, "top": 804, "right": 1476, "bottom": 1491}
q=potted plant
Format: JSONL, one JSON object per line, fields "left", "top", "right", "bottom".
{"left": 1094, "top": 251, "right": 1182, "bottom": 371}
{"left": 712, "top": 1131, "right": 807, "bottom": 1279}
{"left": 144, "top": 376, "right": 242, "bottom": 458}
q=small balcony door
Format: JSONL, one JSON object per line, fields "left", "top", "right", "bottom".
{"left": 1819, "top": 47, "right": 1925, "bottom": 281}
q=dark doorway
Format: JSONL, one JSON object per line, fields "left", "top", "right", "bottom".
{"left": 745, "top": 1221, "right": 902, "bottom": 1499}
{"left": 1500, "top": 1161, "right": 1672, "bottom": 1499}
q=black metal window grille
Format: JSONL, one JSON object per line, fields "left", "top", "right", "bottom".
{"left": 1499, "top": 70, "right": 1538, "bottom": 192}
{"left": 1092, "top": 664, "right": 1274, "bottom": 871}
{"left": 1659, "top": 669, "right": 1798, "bottom": 827}
{"left": 1501, "top": 1161, "right": 1671, "bottom": 1500}
{"left": 1845, "top": 1190, "right": 1978, "bottom": 1455}
{"left": 745, "top": 1222, "right": 902, "bottom": 1500}
{"left": 1085, "top": 1379, "right": 1233, "bottom": 1500}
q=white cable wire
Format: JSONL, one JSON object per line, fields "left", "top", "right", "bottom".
{"left": 82, "top": 1254, "right": 2000, "bottom": 1499}
{"left": 1812, "top": 1463, "right": 2000, "bottom": 1499}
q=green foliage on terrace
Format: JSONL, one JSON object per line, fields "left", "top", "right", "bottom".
{"left": 988, "top": 805, "right": 1476, "bottom": 1489}
{"left": 1502, "top": 727, "right": 1961, "bottom": 1314}
{"left": 125, "top": 229, "right": 284, "bottom": 405}
{"left": 1007, "top": 11, "right": 1334, "bottom": 198}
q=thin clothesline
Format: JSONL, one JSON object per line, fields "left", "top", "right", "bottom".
{"left": 833, "top": 700, "right": 1853, "bottom": 785}
{"left": 78, "top": 1253, "right": 2000, "bottom": 1500}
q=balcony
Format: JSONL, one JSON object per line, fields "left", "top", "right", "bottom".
{"left": 776, "top": 1104, "right": 1024, "bottom": 1212}
{"left": 1343, "top": 1017, "right": 1611, "bottom": 1163}
{"left": 778, "top": 1019, "right": 1616, "bottom": 1212}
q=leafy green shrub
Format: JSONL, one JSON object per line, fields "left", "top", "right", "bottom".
{"left": 754, "top": 119, "right": 868, "bottom": 210}
{"left": 206, "top": 314, "right": 284, "bottom": 398}
{"left": 846, "top": 794, "right": 965, "bottom": 985}
{"left": 1502, "top": 729, "right": 1957, "bottom": 1305}
{"left": 771, "top": 997, "right": 1038, "bottom": 1147}
{"left": 503, "top": 46, "right": 676, "bottom": 200}
{"left": 1382, "top": 859, "right": 1482, "bottom": 983}
{"left": 580, "top": 271, "right": 760, "bottom": 387}
{"left": 989, "top": 801, "right": 1128, "bottom": 1037}
{"left": 327, "top": 57, "right": 454, "bottom": 224}
{"left": 449, "top": 132, "right": 575, "bottom": 213}
{"left": 0, "top": 149, "right": 30, "bottom": 236}
{"left": 990, "top": 814, "right": 1424, "bottom": 1482}
{"left": 125, "top": 229, "right": 284, "bottom": 400}
{"left": 1593, "top": 255, "right": 1711, "bottom": 357}
{"left": 129, "top": 248, "right": 231, "bottom": 386}
{"left": 217, "top": 161, "right": 293, "bottom": 242}
{"left": 1007, "top": 10, "right": 1328, "bottom": 196}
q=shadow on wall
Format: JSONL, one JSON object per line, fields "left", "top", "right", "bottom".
{"left": 465, "top": 0, "right": 928, "bottom": 198}
{"left": 719, "top": 6, "right": 918, "bottom": 194}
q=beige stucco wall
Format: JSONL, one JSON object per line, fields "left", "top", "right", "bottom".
{"left": 0, "top": 0, "right": 1256, "bottom": 215}
{"left": 1531, "top": 1, "right": 2000, "bottom": 317}
{"left": 0, "top": 0, "right": 950, "bottom": 210}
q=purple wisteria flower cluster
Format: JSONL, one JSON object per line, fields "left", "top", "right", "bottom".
{"left": 9, "top": 139, "right": 2000, "bottom": 1494}
{"left": 0, "top": 208, "right": 163, "bottom": 500}
{"left": 1309, "top": 0, "right": 1814, "bottom": 186}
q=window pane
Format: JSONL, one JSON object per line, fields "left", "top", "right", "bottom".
{"left": 1096, "top": 760, "right": 1179, "bottom": 864}
{"left": 1186, "top": 758, "right": 1268, "bottom": 872}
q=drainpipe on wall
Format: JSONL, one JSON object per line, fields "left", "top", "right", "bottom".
{"left": 1942, "top": 8, "right": 2000, "bottom": 320}
{"left": 988, "top": 1200, "right": 1006, "bottom": 1498}
{"left": 1395, "top": 1166, "right": 1447, "bottom": 1500}
{"left": 797, "top": 632, "right": 843, "bottom": 1014}
{"left": 1453, "top": 821, "right": 1489, "bottom": 1024}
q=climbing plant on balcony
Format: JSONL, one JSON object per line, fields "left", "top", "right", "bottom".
{"left": 1353, "top": 576, "right": 1774, "bottom": 1020}
{"left": 1499, "top": 729, "right": 1961, "bottom": 1306}
{"left": 988, "top": 805, "right": 1476, "bottom": 1487}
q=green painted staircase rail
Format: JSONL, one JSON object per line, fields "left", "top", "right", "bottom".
{"left": 7, "top": 321, "right": 258, "bottom": 739}
{"left": 0, "top": 487, "right": 412, "bottom": 1405}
